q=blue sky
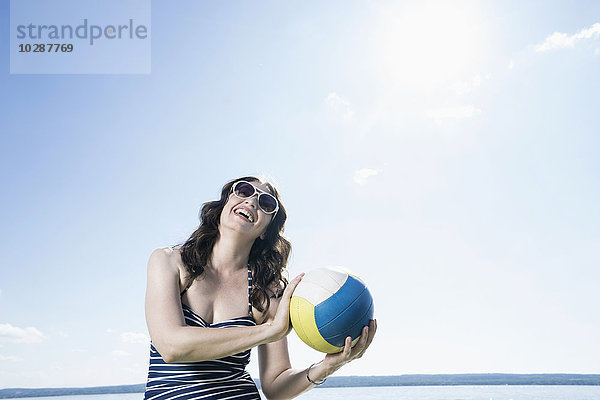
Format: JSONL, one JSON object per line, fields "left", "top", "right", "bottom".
{"left": 1, "top": 0, "right": 599, "bottom": 389}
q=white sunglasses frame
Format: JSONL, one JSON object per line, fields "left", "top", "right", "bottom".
{"left": 231, "top": 180, "right": 280, "bottom": 217}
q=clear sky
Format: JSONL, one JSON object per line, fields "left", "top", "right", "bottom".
{"left": 1, "top": 0, "right": 599, "bottom": 389}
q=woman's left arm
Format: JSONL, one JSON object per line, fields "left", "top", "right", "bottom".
{"left": 258, "top": 296, "right": 377, "bottom": 400}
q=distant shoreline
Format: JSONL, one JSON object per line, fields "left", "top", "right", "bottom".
{"left": 1, "top": 374, "right": 600, "bottom": 399}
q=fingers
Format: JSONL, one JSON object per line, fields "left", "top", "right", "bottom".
{"left": 291, "top": 273, "right": 304, "bottom": 288}
{"left": 364, "top": 319, "right": 377, "bottom": 348}
{"left": 351, "top": 319, "right": 377, "bottom": 359}
{"left": 342, "top": 336, "right": 352, "bottom": 359}
{"left": 353, "top": 322, "right": 370, "bottom": 348}
{"left": 282, "top": 273, "right": 304, "bottom": 300}
{"left": 353, "top": 326, "right": 369, "bottom": 353}
{"left": 275, "top": 273, "right": 304, "bottom": 322}
{"left": 323, "top": 319, "right": 377, "bottom": 370}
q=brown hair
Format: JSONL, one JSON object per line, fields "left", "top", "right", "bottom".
{"left": 176, "top": 176, "right": 291, "bottom": 313}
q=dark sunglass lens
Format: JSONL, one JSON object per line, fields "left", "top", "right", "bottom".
{"left": 259, "top": 194, "right": 277, "bottom": 213}
{"left": 234, "top": 182, "right": 255, "bottom": 198}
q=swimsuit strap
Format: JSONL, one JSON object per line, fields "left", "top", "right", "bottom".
{"left": 180, "top": 278, "right": 193, "bottom": 298}
{"left": 247, "top": 264, "right": 253, "bottom": 316}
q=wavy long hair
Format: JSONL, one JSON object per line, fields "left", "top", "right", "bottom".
{"left": 176, "top": 176, "right": 291, "bottom": 313}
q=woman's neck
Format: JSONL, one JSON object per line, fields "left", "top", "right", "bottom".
{"left": 209, "top": 230, "right": 255, "bottom": 273}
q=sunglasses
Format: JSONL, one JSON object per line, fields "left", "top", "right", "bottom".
{"left": 231, "top": 180, "right": 279, "bottom": 215}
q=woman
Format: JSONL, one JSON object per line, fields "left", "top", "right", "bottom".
{"left": 144, "top": 176, "right": 377, "bottom": 400}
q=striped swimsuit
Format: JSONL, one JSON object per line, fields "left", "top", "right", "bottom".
{"left": 144, "top": 265, "right": 261, "bottom": 400}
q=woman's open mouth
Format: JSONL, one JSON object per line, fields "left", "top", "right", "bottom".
{"left": 234, "top": 207, "right": 254, "bottom": 223}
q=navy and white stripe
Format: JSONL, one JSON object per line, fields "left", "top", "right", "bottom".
{"left": 144, "top": 265, "right": 260, "bottom": 400}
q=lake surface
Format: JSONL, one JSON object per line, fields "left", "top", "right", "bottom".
{"left": 13, "top": 386, "right": 600, "bottom": 400}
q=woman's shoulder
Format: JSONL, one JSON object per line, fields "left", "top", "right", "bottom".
{"left": 146, "top": 247, "right": 190, "bottom": 297}
{"left": 149, "top": 246, "right": 180, "bottom": 261}
{"left": 147, "top": 247, "right": 184, "bottom": 275}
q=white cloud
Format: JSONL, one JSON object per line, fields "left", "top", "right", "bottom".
{"left": 0, "top": 354, "right": 23, "bottom": 362}
{"left": 121, "top": 332, "right": 149, "bottom": 344}
{"left": 454, "top": 74, "right": 490, "bottom": 95}
{"left": 325, "top": 92, "right": 354, "bottom": 121}
{"left": 0, "top": 323, "right": 45, "bottom": 344}
{"left": 426, "top": 105, "right": 481, "bottom": 125}
{"left": 535, "top": 22, "right": 600, "bottom": 52}
{"left": 353, "top": 169, "right": 382, "bottom": 185}
{"left": 508, "top": 59, "right": 515, "bottom": 70}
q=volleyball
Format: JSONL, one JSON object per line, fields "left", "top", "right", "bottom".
{"left": 290, "top": 266, "right": 374, "bottom": 353}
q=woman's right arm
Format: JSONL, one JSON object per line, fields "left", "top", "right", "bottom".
{"left": 144, "top": 248, "right": 301, "bottom": 363}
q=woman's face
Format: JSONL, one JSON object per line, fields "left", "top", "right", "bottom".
{"left": 219, "top": 180, "right": 276, "bottom": 239}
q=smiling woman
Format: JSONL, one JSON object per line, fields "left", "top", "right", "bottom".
{"left": 142, "top": 176, "right": 378, "bottom": 399}
{"left": 178, "top": 176, "right": 290, "bottom": 318}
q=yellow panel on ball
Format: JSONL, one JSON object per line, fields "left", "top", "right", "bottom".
{"left": 290, "top": 296, "right": 341, "bottom": 353}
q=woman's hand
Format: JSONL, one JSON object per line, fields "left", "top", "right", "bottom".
{"left": 264, "top": 273, "right": 305, "bottom": 342}
{"left": 321, "top": 318, "right": 377, "bottom": 374}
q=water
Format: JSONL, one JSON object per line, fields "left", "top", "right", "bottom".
{"left": 12, "top": 386, "right": 600, "bottom": 400}
{"left": 294, "top": 386, "right": 600, "bottom": 399}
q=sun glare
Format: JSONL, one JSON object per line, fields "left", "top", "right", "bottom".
{"left": 371, "top": 1, "right": 484, "bottom": 90}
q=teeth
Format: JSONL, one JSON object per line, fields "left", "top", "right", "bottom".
{"left": 235, "top": 208, "right": 254, "bottom": 222}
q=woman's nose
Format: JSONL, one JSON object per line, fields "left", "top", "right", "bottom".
{"left": 244, "top": 196, "right": 258, "bottom": 208}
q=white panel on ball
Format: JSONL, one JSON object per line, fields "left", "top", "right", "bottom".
{"left": 292, "top": 267, "right": 349, "bottom": 305}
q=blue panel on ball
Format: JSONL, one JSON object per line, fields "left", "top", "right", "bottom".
{"left": 320, "top": 290, "right": 374, "bottom": 347}
{"left": 315, "top": 277, "right": 374, "bottom": 347}
{"left": 314, "top": 276, "right": 365, "bottom": 329}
